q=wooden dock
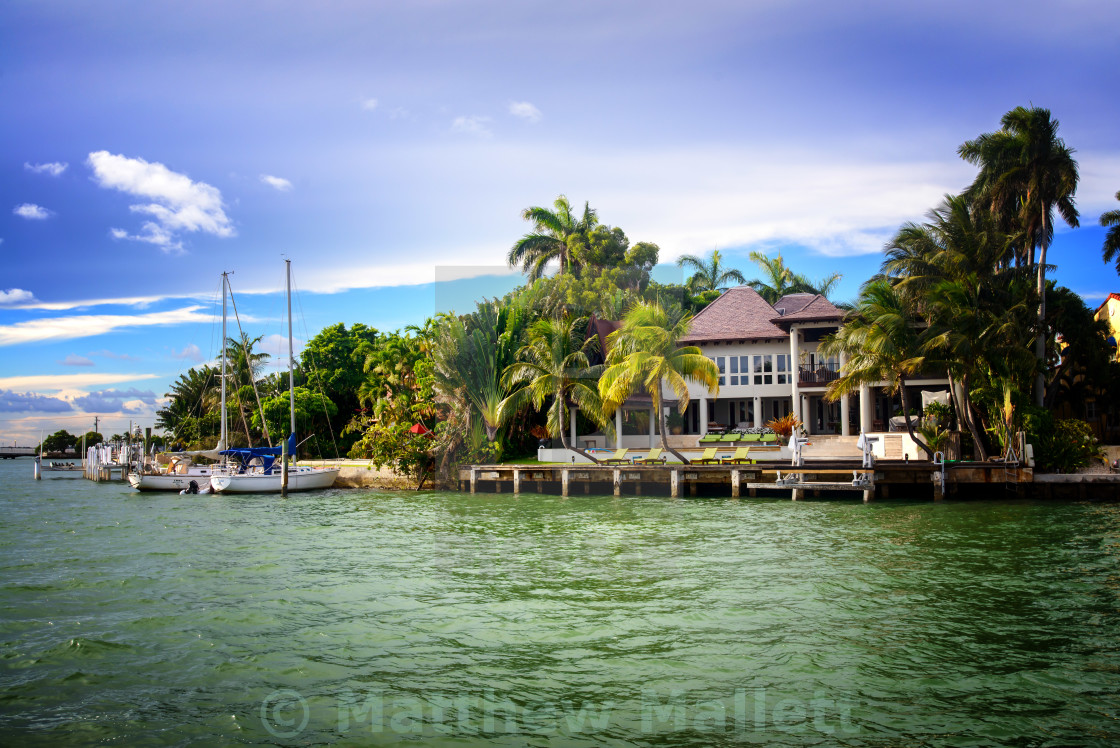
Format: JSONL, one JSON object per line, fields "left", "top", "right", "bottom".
{"left": 458, "top": 460, "right": 1035, "bottom": 501}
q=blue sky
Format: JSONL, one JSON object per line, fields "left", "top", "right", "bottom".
{"left": 1, "top": 0, "right": 1118, "bottom": 444}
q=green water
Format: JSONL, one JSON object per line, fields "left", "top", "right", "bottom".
{"left": 1, "top": 460, "right": 1118, "bottom": 746}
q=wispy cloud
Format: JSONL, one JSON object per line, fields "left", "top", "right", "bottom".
{"left": 24, "top": 161, "right": 68, "bottom": 176}
{"left": 260, "top": 174, "right": 293, "bottom": 191}
{"left": 361, "top": 97, "right": 379, "bottom": 111}
{"left": 59, "top": 354, "right": 95, "bottom": 367}
{"left": 90, "top": 349, "right": 142, "bottom": 362}
{"left": 0, "top": 390, "right": 72, "bottom": 413}
{"left": 13, "top": 203, "right": 52, "bottom": 220}
{"left": 508, "top": 101, "right": 542, "bottom": 123}
{"left": 0, "top": 306, "right": 216, "bottom": 347}
{"left": 73, "top": 387, "right": 157, "bottom": 414}
{"left": 171, "top": 343, "right": 203, "bottom": 362}
{"left": 451, "top": 115, "right": 493, "bottom": 138}
{"left": 88, "top": 150, "right": 234, "bottom": 253}
{"left": 0, "top": 289, "right": 37, "bottom": 306}
{"left": 0, "top": 373, "right": 158, "bottom": 392}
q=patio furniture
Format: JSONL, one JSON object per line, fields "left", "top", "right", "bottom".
{"left": 601, "top": 448, "right": 631, "bottom": 465}
{"left": 722, "top": 447, "right": 753, "bottom": 464}
{"left": 698, "top": 433, "right": 723, "bottom": 444}
{"left": 760, "top": 433, "right": 778, "bottom": 444}
{"left": 633, "top": 448, "right": 668, "bottom": 464}
{"left": 693, "top": 447, "right": 722, "bottom": 465}
{"left": 743, "top": 433, "right": 761, "bottom": 443}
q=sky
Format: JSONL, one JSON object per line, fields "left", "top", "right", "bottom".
{"left": 1, "top": 0, "right": 1118, "bottom": 445}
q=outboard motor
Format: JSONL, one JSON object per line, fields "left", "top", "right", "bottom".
{"left": 180, "top": 479, "right": 200, "bottom": 495}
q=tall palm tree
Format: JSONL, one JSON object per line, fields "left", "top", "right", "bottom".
{"left": 498, "top": 317, "right": 614, "bottom": 463}
{"left": 598, "top": 301, "right": 720, "bottom": 464}
{"left": 958, "top": 106, "right": 1080, "bottom": 407}
{"left": 1101, "top": 191, "right": 1120, "bottom": 273}
{"left": 223, "top": 333, "right": 272, "bottom": 445}
{"left": 676, "top": 249, "right": 746, "bottom": 294}
{"left": 507, "top": 195, "right": 599, "bottom": 280}
{"left": 820, "top": 279, "right": 935, "bottom": 459}
{"left": 156, "top": 365, "right": 219, "bottom": 442}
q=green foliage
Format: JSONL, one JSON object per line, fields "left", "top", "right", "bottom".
{"left": 1021, "top": 408, "right": 1101, "bottom": 473}
{"left": 82, "top": 431, "right": 104, "bottom": 447}
{"left": 1101, "top": 190, "right": 1120, "bottom": 272}
{"left": 299, "top": 322, "right": 379, "bottom": 454}
{"left": 599, "top": 301, "right": 720, "bottom": 464}
{"left": 253, "top": 386, "right": 338, "bottom": 458}
{"left": 42, "top": 429, "right": 77, "bottom": 454}
{"left": 677, "top": 249, "right": 746, "bottom": 293}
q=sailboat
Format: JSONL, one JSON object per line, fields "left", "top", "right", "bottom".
{"left": 209, "top": 260, "right": 339, "bottom": 494}
{"left": 128, "top": 272, "right": 234, "bottom": 492}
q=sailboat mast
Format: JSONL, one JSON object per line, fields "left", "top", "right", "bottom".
{"left": 220, "top": 272, "right": 228, "bottom": 452}
{"left": 286, "top": 260, "right": 296, "bottom": 439}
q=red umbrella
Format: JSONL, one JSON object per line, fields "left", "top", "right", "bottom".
{"left": 409, "top": 423, "right": 433, "bottom": 437}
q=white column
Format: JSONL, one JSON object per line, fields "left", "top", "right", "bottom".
{"left": 789, "top": 325, "right": 801, "bottom": 426}
{"left": 700, "top": 397, "right": 708, "bottom": 436}
{"left": 859, "top": 382, "right": 872, "bottom": 433}
{"left": 753, "top": 396, "right": 762, "bottom": 428}
{"left": 615, "top": 408, "right": 623, "bottom": 449}
{"left": 570, "top": 406, "right": 577, "bottom": 448}
{"left": 648, "top": 404, "right": 656, "bottom": 448}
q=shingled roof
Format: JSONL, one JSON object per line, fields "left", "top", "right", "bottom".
{"left": 680, "top": 286, "right": 788, "bottom": 343}
{"left": 772, "top": 293, "right": 816, "bottom": 316}
{"left": 770, "top": 294, "right": 844, "bottom": 326}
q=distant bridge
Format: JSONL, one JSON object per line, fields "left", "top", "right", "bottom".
{"left": 0, "top": 446, "right": 37, "bottom": 458}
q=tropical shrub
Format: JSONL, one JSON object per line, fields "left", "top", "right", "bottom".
{"left": 766, "top": 413, "right": 802, "bottom": 440}
{"left": 1022, "top": 408, "right": 1102, "bottom": 473}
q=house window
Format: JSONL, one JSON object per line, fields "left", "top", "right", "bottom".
{"left": 729, "top": 356, "right": 738, "bottom": 385}
{"left": 776, "top": 354, "right": 789, "bottom": 384}
{"left": 713, "top": 356, "right": 725, "bottom": 386}
{"left": 753, "top": 355, "right": 773, "bottom": 385}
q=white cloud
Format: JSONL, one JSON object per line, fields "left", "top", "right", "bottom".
{"left": 260, "top": 174, "right": 293, "bottom": 191}
{"left": 87, "top": 150, "right": 234, "bottom": 253}
{"left": 24, "top": 161, "right": 68, "bottom": 176}
{"left": 171, "top": 343, "right": 203, "bottom": 362}
{"left": 0, "top": 372, "right": 159, "bottom": 393}
{"left": 361, "top": 98, "right": 379, "bottom": 111}
{"left": 508, "top": 101, "right": 542, "bottom": 123}
{"left": 451, "top": 115, "right": 493, "bottom": 137}
{"left": 13, "top": 203, "right": 52, "bottom": 220}
{"left": 259, "top": 333, "right": 304, "bottom": 369}
{"left": 59, "top": 354, "right": 95, "bottom": 367}
{"left": 0, "top": 289, "right": 36, "bottom": 306}
{"left": 0, "top": 305, "right": 216, "bottom": 347}
{"left": 293, "top": 260, "right": 520, "bottom": 294}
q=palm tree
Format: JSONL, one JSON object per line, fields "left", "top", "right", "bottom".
{"left": 155, "top": 365, "right": 219, "bottom": 443}
{"left": 820, "top": 279, "right": 935, "bottom": 459}
{"left": 223, "top": 333, "right": 271, "bottom": 445}
{"left": 507, "top": 195, "right": 599, "bottom": 280}
{"left": 958, "top": 106, "right": 1080, "bottom": 407}
{"left": 745, "top": 250, "right": 841, "bottom": 304}
{"left": 598, "top": 301, "right": 720, "bottom": 464}
{"left": 1101, "top": 191, "right": 1120, "bottom": 273}
{"left": 676, "top": 249, "right": 746, "bottom": 293}
{"left": 498, "top": 317, "right": 614, "bottom": 463}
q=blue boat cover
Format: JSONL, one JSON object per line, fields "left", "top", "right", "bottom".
{"left": 219, "top": 434, "right": 297, "bottom": 474}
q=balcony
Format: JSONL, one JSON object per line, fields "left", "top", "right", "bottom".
{"left": 798, "top": 362, "right": 841, "bottom": 387}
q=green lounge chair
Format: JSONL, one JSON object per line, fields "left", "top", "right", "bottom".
{"left": 722, "top": 447, "right": 752, "bottom": 464}
{"left": 743, "top": 433, "right": 761, "bottom": 443}
{"left": 760, "top": 433, "right": 778, "bottom": 444}
{"left": 633, "top": 448, "right": 667, "bottom": 464}
{"left": 601, "top": 448, "right": 631, "bottom": 465}
{"left": 693, "top": 447, "right": 721, "bottom": 464}
{"left": 719, "top": 433, "right": 739, "bottom": 443}
{"left": 698, "top": 433, "right": 723, "bottom": 444}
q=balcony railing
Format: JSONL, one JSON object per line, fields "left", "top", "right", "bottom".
{"left": 798, "top": 362, "right": 841, "bottom": 386}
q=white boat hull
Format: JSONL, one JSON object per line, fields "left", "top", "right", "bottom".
{"left": 210, "top": 467, "right": 339, "bottom": 494}
{"left": 128, "top": 470, "right": 220, "bottom": 492}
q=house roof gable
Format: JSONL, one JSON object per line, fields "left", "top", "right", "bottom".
{"left": 680, "top": 286, "right": 788, "bottom": 343}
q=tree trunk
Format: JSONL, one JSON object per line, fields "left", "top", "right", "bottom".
{"left": 898, "top": 377, "right": 935, "bottom": 460}
{"left": 950, "top": 372, "right": 988, "bottom": 461}
{"left": 657, "top": 381, "right": 690, "bottom": 464}
{"left": 557, "top": 397, "right": 599, "bottom": 464}
{"left": 1034, "top": 203, "right": 1048, "bottom": 408}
